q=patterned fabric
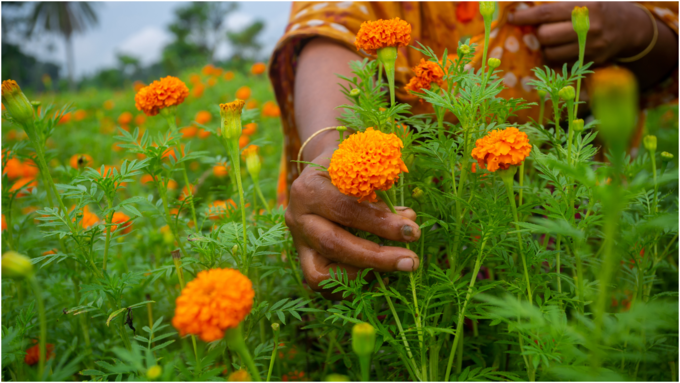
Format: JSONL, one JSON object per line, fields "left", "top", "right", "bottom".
{"left": 268, "top": 1, "right": 679, "bottom": 207}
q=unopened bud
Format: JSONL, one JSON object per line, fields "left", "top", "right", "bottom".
{"left": 458, "top": 44, "right": 471, "bottom": 56}
{"left": 572, "top": 119, "right": 584, "bottom": 133}
{"left": 349, "top": 89, "right": 360, "bottom": 99}
{"left": 661, "top": 151, "right": 673, "bottom": 160}
{"left": 1, "top": 80, "right": 34, "bottom": 126}
{"left": 592, "top": 67, "right": 638, "bottom": 146}
{"left": 232, "top": 245, "right": 239, "bottom": 257}
{"left": 488, "top": 58, "right": 501, "bottom": 70}
{"left": 572, "top": 6, "right": 590, "bottom": 36}
{"left": 171, "top": 249, "right": 181, "bottom": 260}
{"left": 326, "top": 374, "right": 350, "bottom": 382}
{"left": 2, "top": 251, "right": 34, "bottom": 278}
{"left": 147, "top": 365, "right": 162, "bottom": 380}
{"left": 412, "top": 187, "right": 424, "bottom": 200}
{"left": 220, "top": 100, "right": 245, "bottom": 141}
{"left": 242, "top": 145, "right": 262, "bottom": 180}
{"left": 643, "top": 135, "right": 657, "bottom": 152}
{"left": 352, "top": 322, "right": 376, "bottom": 357}
{"left": 558, "top": 86, "right": 575, "bottom": 101}
{"left": 480, "top": 1, "right": 495, "bottom": 19}
{"left": 271, "top": 323, "right": 280, "bottom": 332}
{"left": 537, "top": 89, "right": 547, "bottom": 99}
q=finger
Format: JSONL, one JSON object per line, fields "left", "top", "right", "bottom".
{"left": 536, "top": 22, "right": 578, "bottom": 47}
{"left": 298, "top": 242, "right": 369, "bottom": 295}
{"left": 543, "top": 42, "right": 579, "bottom": 64}
{"left": 300, "top": 172, "right": 420, "bottom": 242}
{"left": 508, "top": 3, "right": 574, "bottom": 25}
{"left": 299, "top": 214, "right": 420, "bottom": 272}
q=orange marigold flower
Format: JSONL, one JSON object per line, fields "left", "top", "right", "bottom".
{"left": 74, "top": 109, "right": 87, "bottom": 121}
{"left": 328, "top": 127, "right": 408, "bottom": 203}
{"left": 404, "top": 58, "right": 445, "bottom": 94}
{"left": 58, "top": 112, "right": 71, "bottom": 124}
{"left": 135, "top": 76, "right": 189, "bottom": 117}
{"left": 133, "top": 81, "right": 145, "bottom": 93}
{"left": 242, "top": 122, "right": 257, "bottom": 136}
{"left": 207, "top": 77, "right": 217, "bottom": 87}
{"left": 2, "top": 214, "right": 6, "bottom": 231}
{"left": 134, "top": 114, "right": 146, "bottom": 126}
{"left": 195, "top": 111, "right": 212, "bottom": 125}
{"left": 202, "top": 64, "right": 216, "bottom": 76}
{"left": 179, "top": 184, "right": 196, "bottom": 201}
{"left": 98, "top": 165, "right": 127, "bottom": 187}
{"left": 110, "top": 212, "right": 132, "bottom": 234}
{"left": 471, "top": 127, "right": 532, "bottom": 173}
{"left": 198, "top": 128, "right": 211, "bottom": 139}
{"left": 224, "top": 71, "right": 235, "bottom": 81}
{"left": 21, "top": 159, "right": 38, "bottom": 178}
{"left": 212, "top": 67, "right": 224, "bottom": 77}
{"left": 172, "top": 268, "right": 254, "bottom": 342}
{"left": 180, "top": 126, "right": 198, "bottom": 139}
{"left": 239, "top": 135, "right": 250, "bottom": 149}
{"left": 246, "top": 100, "right": 258, "bottom": 110}
{"left": 70, "top": 154, "right": 93, "bottom": 169}
{"left": 118, "top": 111, "right": 133, "bottom": 125}
{"left": 192, "top": 83, "right": 205, "bottom": 98}
{"left": 241, "top": 144, "right": 259, "bottom": 161}
{"left": 228, "top": 369, "right": 250, "bottom": 381}
{"left": 261, "top": 101, "right": 280, "bottom": 118}
{"left": 4, "top": 157, "right": 24, "bottom": 179}
{"left": 236, "top": 86, "right": 251, "bottom": 100}
{"left": 189, "top": 74, "right": 201, "bottom": 84}
{"left": 207, "top": 199, "right": 236, "bottom": 220}
{"left": 25, "top": 343, "right": 54, "bottom": 365}
{"left": 167, "top": 179, "right": 178, "bottom": 190}
{"left": 162, "top": 145, "right": 185, "bottom": 161}
{"left": 355, "top": 18, "right": 412, "bottom": 55}
{"left": 11, "top": 177, "right": 37, "bottom": 197}
{"left": 251, "top": 62, "right": 266, "bottom": 75}
{"left": 71, "top": 205, "right": 100, "bottom": 229}
{"left": 103, "top": 100, "right": 115, "bottom": 110}
{"left": 42, "top": 249, "right": 57, "bottom": 256}
{"left": 213, "top": 163, "right": 229, "bottom": 178}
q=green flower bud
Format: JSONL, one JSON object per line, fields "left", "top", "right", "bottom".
{"left": 591, "top": 67, "right": 638, "bottom": 146}
{"left": 1, "top": 80, "right": 35, "bottom": 126}
{"left": 537, "top": 89, "right": 547, "bottom": 99}
{"left": 271, "top": 323, "right": 280, "bottom": 332}
{"left": 147, "top": 365, "right": 162, "bottom": 380}
{"left": 480, "top": 1, "right": 495, "bottom": 19}
{"left": 2, "top": 251, "right": 34, "bottom": 279}
{"left": 243, "top": 146, "right": 262, "bottom": 181}
{"left": 488, "top": 58, "right": 501, "bottom": 70}
{"left": 326, "top": 374, "right": 350, "bottom": 382}
{"left": 220, "top": 100, "right": 245, "bottom": 141}
{"left": 558, "top": 86, "right": 575, "bottom": 101}
{"left": 336, "top": 126, "right": 347, "bottom": 133}
{"left": 643, "top": 135, "right": 657, "bottom": 152}
{"left": 232, "top": 245, "right": 239, "bottom": 257}
{"left": 412, "top": 187, "right": 424, "bottom": 200}
{"left": 349, "top": 89, "right": 360, "bottom": 98}
{"left": 661, "top": 151, "right": 673, "bottom": 159}
{"left": 572, "top": 6, "right": 590, "bottom": 36}
{"left": 572, "top": 119, "right": 584, "bottom": 133}
{"left": 352, "top": 322, "right": 376, "bottom": 357}
{"left": 458, "top": 44, "right": 471, "bottom": 56}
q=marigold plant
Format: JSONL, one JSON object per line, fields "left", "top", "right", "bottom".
{"left": 471, "top": 127, "right": 532, "bottom": 172}
{"left": 134, "top": 76, "right": 189, "bottom": 116}
{"left": 404, "top": 58, "right": 445, "bottom": 94}
{"left": 354, "top": 17, "right": 411, "bottom": 55}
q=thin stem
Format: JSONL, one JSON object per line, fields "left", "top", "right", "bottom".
{"left": 375, "top": 190, "right": 397, "bottom": 214}
{"left": 574, "top": 35, "right": 586, "bottom": 118}
{"left": 502, "top": 171, "right": 533, "bottom": 304}
{"left": 102, "top": 200, "right": 114, "bottom": 271}
{"left": 518, "top": 162, "right": 525, "bottom": 210}
{"left": 225, "top": 139, "right": 249, "bottom": 273}
{"left": 180, "top": 163, "right": 199, "bottom": 229}
{"left": 29, "top": 276, "right": 47, "bottom": 379}
{"left": 538, "top": 95, "right": 545, "bottom": 127}
{"left": 266, "top": 329, "right": 279, "bottom": 381}
{"left": 254, "top": 183, "right": 271, "bottom": 215}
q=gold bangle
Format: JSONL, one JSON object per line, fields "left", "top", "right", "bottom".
{"left": 618, "top": 3, "right": 659, "bottom": 63}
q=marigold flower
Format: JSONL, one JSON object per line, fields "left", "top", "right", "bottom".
{"left": 236, "top": 86, "right": 251, "bottom": 100}
{"left": 404, "top": 58, "right": 445, "bottom": 94}
{"left": 239, "top": 135, "right": 250, "bottom": 149}
{"left": 70, "top": 154, "right": 93, "bottom": 169}
{"left": 133, "top": 81, "right": 145, "bottom": 93}
{"left": 202, "top": 64, "right": 216, "bottom": 76}
{"left": 134, "top": 114, "right": 146, "bottom": 126}
{"left": 58, "top": 112, "right": 71, "bottom": 124}
{"left": 25, "top": 343, "right": 54, "bottom": 365}
{"left": 213, "top": 163, "right": 229, "bottom": 178}
{"left": 11, "top": 177, "right": 37, "bottom": 197}
{"left": 110, "top": 212, "right": 132, "bottom": 234}
{"left": 103, "top": 100, "right": 115, "bottom": 110}
{"left": 228, "top": 369, "right": 251, "bottom": 381}
{"left": 261, "top": 101, "right": 280, "bottom": 118}
{"left": 189, "top": 74, "right": 201, "bottom": 84}
{"left": 2, "top": 215, "right": 6, "bottom": 231}
{"left": 172, "top": 268, "right": 254, "bottom": 342}
{"left": 207, "top": 78, "right": 217, "bottom": 87}
{"left": 246, "top": 100, "right": 258, "bottom": 110}
{"left": 328, "top": 127, "right": 408, "bottom": 203}
{"left": 71, "top": 205, "right": 100, "bottom": 229}
{"left": 42, "top": 249, "right": 57, "bottom": 256}
{"left": 242, "top": 123, "right": 257, "bottom": 136}
{"left": 118, "top": 111, "right": 133, "bottom": 125}
{"left": 162, "top": 145, "right": 185, "bottom": 161}
{"left": 135, "top": 76, "right": 189, "bottom": 117}
{"left": 4, "top": 157, "right": 25, "bottom": 179}
{"left": 208, "top": 199, "right": 237, "bottom": 220}
{"left": 179, "top": 184, "right": 196, "bottom": 201}
{"left": 192, "top": 83, "right": 205, "bottom": 98}
{"left": 180, "top": 126, "right": 198, "bottom": 138}
{"left": 224, "top": 71, "right": 235, "bottom": 81}
{"left": 355, "top": 18, "right": 411, "bottom": 55}
{"left": 1, "top": 80, "right": 34, "bottom": 125}
{"left": 195, "top": 111, "right": 212, "bottom": 125}
{"left": 471, "top": 127, "right": 532, "bottom": 173}
{"left": 74, "top": 109, "right": 87, "bottom": 121}
{"left": 221, "top": 100, "right": 245, "bottom": 140}
{"left": 251, "top": 62, "right": 266, "bottom": 75}
{"left": 198, "top": 129, "right": 211, "bottom": 139}
{"left": 21, "top": 160, "right": 38, "bottom": 179}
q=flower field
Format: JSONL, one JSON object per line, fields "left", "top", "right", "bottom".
{"left": 2, "top": 3, "right": 679, "bottom": 382}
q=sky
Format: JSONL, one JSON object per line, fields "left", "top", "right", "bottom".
{"left": 4, "top": 1, "right": 292, "bottom": 79}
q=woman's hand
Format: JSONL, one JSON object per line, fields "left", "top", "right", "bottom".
{"left": 508, "top": 2, "right": 655, "bottom": 65}
{"left": 285, "top": 145, "right": 421, "bottom": 298}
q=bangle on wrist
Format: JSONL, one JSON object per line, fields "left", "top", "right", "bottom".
{"left": 618, "top": 3, "right": 659, "bottom": 63}
{"left": 297, "top": 127, "right": 350, "bottom": 173}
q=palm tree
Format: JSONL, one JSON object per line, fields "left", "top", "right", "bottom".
{"left": 29, "top": 2, "right": 99, "bottom": 90}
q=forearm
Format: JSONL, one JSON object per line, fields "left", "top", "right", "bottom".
{"left": 619, "top": 5, "right": 678, "bottom": 91}
{"left": 294, "top": 37, "right": 361, "bottom": 163}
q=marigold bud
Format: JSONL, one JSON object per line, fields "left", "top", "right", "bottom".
{"left": 572, "top": 119, "right": 584, "bottom": 133}
{"left": 572, "top": 6, "right": 590, "bottom": 36}
{"left": 2, "top": 251, "right": 34, "bottom": 278}
{"left": 349, "top": 89, "right": 361, "bottom": 98}
{"left": 242, "top": 145, "right": 261, "bottom": 180}
{"left": 661, "top": 151, "right": 673, "bottom": 159}
{"left": 271, "top": 323, "right": 280, "bottom": 332}
{"left": 488, "top": 58, "right": 501, "bottom": 70}
{"left": 591, "top": 67, "right": 638, "bottom": 146}
{"left": 458, "top": 44, "right": 471, "bottom": 56}
{"left": 171, "top": 249, "right": 181, "bottom": 260}
{"left": 537, "top": 89, "right": 547, "bottom": 99}
{"left": 480, "top": 1, "right": 495, "bottom": 19}
{"left": 352, "top": 322, "right": 376, "bottom": 357}
{"left": 147, "top": 365, "right": 162, "bottom": 380}
{"left": 643, "top": 135, "right": 657, "bottom": 152}
{"left": 1, "top": 80, "right": 34, "bottom": 126}
{"left": 558, "top": 86, "right": 575, "bottom": 101}
{"left": 412, "top": 187, "right": 424, "bottom": 199}
{"left": 326, "top": 374, "right": 350, "bottom": 381}
{"left": 220, "top": 100, "right": 245, "bottom": 141}
{"left": 336, "top": 126, "right": 348, "bottom": 133}
{"left": 232, "top": 245, "right": 239, "bottom": 257}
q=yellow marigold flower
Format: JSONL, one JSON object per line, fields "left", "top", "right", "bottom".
{"left": 471, "top": 127, "right": 532, "bottom": 173}
{"left": 134, "top": 76, "right": 189, "bottom": 117}
{"left": 328, "top": 127, "right": 408, "bottom": 203}
{"left": 404, "top": 58, "right": 445, "bottom": 94}
{"left": 172, "top": 268, "right": 254, "bottom": 342}
{"left": 355, "top": 18, "right": 411, "bottom": 55}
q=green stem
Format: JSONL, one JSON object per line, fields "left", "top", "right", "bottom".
{"left": 180, "top": 163, "right": 199, "bottom": 229}
{"left": 538, "top": 95, "right": 545, "bottom": 127}
{"left": 102, "top": 200, "right": 114, "bottom": 271}
{"left": 651, "top": 152, "right": 658, "bottom": 214}
{"left": 29, "top": 276, "right": 47, "bottom": 379}
{"left": 226, "top": 139, "right": 249, "bottom": 272}
{"left": 518, "top": 162, "right": 525, "bottom": 210}
{"left": 254, "top": 182, "right": 271, "bottom": 215}
{"left": 266, "top": 329, "right": 279, "bottom": 381}
{"left": 226, "top": 326, "right": 262, "bottom": 381}
{"left": 158, "top": 182, "right": 188, "bottom": 259}
{"left": 574, "top": 35, "right": 586, "bottom": 118}
{"left": 375, "top": 190, "right": 397, "bottom": 214}
{"left": 551, "top": 96, "right": 562, "bottom": 144}
{"left": 566, "top": 100, "right": 575, "bottom": 165}
{"left": 359, "top": 355, "right": 370, "bottom": 382}
{"left": 501, "top": 169, "right": 532, "bottom": 304}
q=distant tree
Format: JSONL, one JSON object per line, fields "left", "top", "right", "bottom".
{"left": 116, "top": 53, "right": 140, "bottom": 76}
{"left": 226, "top": 20, "right": 265, "bottom": 62}
{"left": 28, "top": 2, "right": 99, "bottom": 90}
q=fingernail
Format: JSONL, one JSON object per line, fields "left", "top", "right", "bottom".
{"left": 396, "top": 258, "right": 414, "bottom": 272}
{"left": 402, "top": 225, "right": 414, "bottom": 238}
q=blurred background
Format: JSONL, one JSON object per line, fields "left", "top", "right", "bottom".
{"left": 1, "top": 1, "right": 292, "bottom": 91}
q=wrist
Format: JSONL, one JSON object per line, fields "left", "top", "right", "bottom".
{"left": 617, "top": 3, "right": 656, "bottom": 59}
{"left": 304, "top": 130, "right": 338, "bottom": 167}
